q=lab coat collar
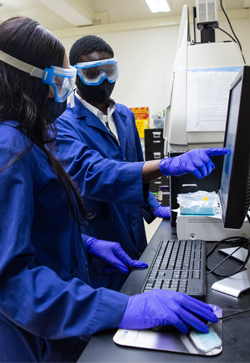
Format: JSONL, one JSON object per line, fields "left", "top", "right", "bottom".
{"left": 71, "top": 94, "right": 128, "bottom": 158}
{"left": 71, "top": 96, "right": 108, "bottom": 134}
{"left": 71, "top": 95, "right": 92, "bottom": 119}
{"left": 72, "top": 95, "right": 115, "bottom": 124}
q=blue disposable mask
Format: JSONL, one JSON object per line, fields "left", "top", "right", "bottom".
{"left": 77, "top": 77, "right": 115, "bottom": 105}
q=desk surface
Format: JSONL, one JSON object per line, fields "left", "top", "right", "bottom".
{"left": 78, "top": 220, "right": 250, "bottom": 363}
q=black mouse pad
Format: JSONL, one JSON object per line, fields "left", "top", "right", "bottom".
{"left": 113, "top": 305, "right": 222, "bottom": 356}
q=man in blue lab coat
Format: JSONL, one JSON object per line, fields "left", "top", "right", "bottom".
{"left": 53, "top": 35, "right": 168, "bottom": 291}
{"left": 53, "top": 35, "right": 227, "bottom": 291}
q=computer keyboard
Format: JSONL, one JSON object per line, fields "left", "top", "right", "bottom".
{"left": 141, "top": 239, "right": 206, "bottom": 299}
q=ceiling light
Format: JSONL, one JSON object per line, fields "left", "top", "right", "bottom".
{"left": 145, "top": 0, "right": 172, "bottom": 13}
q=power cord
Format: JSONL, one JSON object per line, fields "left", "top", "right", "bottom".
{"left": 206, "top": 236, "right": 250, "bottom": 277}
{"left": 219, "top": 0, "right": 246, "bottom": 63}
{"left": 218, "top": 308, "right": 250, "bottom": 321}
{"left": 217, "top": 27, "right": 237, "bottom": 43}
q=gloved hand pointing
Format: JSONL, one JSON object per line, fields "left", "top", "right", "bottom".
{"left": 86, "top": 237, "right": 148, "bottom": 273}
{"left": 159, "top": 148, "right": 228, "bottom": 179}
{"left": 119, "top": 290, "right": 218, "bottom": 334}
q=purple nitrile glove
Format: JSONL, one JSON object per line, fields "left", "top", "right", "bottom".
{"left": 119, "top": 290, "right": 218, "bottom": 334}
{"left": 86, "top": 237, "right": 148, "bottom": 273}
{"left": 154, "top": 205, "right": 171, "bottom": 219}
{"left": 159, "top": 148, "right": 228, "bottom": 179}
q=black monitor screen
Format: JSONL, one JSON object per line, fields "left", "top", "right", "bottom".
{"left": 219, "top": 65, "right": 250, "bottom": 229}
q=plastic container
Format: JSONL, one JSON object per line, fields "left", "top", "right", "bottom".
{"left": 152, "top": 113, "right": 164, "bottom": 128}
{"left": 153, "top": 117, "right": 164, "bottom": 128}
{"left": 177, "top": 190, "right": 219, "bottom": 215}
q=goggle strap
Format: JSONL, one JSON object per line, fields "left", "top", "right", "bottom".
{"left": 0, "top": 50, "right": 43, "bottom": 77}
{"left": 30, "top": 68, "right": 44, "bottom": 79}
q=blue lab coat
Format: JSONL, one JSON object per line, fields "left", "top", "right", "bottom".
{"left": 54, "top": 96, "right": 159, "bottom": 290}
{"left": 0, "top": 121, "right": 129, "bottom": 362}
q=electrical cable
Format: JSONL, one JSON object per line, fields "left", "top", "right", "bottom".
{"left": 193, "top": 6, "right": 197, "bottom": 44}
{"left": 220, "top": 0, "right": 242, "bottom": 50}
{"left": 219, "top": 0, "right": 246, "bottom": 63}
{"left": 217, "top": 27, "right": 237, "bottom": 43}
{"left": 206, "top": 236, "right": 250, "bottom": 277}
{"left": 218, "top": 308, "right": 250, "bottom": 321}
{"left": 206, "top": 245, "right": 242, "bottom": 275}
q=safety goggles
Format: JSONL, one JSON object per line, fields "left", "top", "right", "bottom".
{"left": 74, "top": 58, "right": 119, "bottom": 86}
{"left": 0, "top": 50, "right": 76, "bottom": 103}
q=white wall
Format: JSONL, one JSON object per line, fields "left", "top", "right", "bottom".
{"left": 103, "top": 26, "right": 178, "bottom": 125}
{"left": 58, "top": 10, "right": 250, "bottom": 128}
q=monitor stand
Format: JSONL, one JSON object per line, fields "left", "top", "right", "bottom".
{"left": 211, "top": 247, "right": 250, "bottom": 297}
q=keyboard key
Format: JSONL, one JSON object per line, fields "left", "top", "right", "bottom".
{"left": 166, "top": 287, "right": 178, "bottom": 291}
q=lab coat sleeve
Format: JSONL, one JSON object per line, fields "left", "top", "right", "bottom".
{"left": 81, "top": 233, "right": 91, "bottom": 244}
{"left": 55, "top": 118, "right": 149, "bottom": 206}
{"left": 0, "top": 146, "right": 129, "bottom": 341}
{"left": 147, "top": 191, "right": 160, "bottom": 210}
{"left": 141, "top": 191, "right": 160, "bottom": 223}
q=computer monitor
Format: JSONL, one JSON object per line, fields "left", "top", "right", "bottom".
{"left": 219, "top": 65, "right": 250, "bottom": 230}
{"left": 211, "top": 65, "right": 250, "bottom": 297}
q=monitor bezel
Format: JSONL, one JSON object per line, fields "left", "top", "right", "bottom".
{"left": 219, "top": 65, "right": 250, "bottom": 229}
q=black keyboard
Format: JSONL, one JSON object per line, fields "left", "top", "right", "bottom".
{"left": 141, "top": 239, "right": 206, "bottom": 299}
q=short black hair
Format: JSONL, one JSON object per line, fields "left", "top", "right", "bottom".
{"left": 69, "top": 35, "right": 114, "bottom": 66}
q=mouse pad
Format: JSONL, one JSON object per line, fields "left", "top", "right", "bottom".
{"left": 113, "top": 305, "right": 222, "bottom": 356}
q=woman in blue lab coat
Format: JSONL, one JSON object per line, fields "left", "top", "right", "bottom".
{"left": 0, "top": 16, "right": 221, "bottom": 363}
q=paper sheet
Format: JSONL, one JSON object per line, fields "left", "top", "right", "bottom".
{"left": 187, "top": 67, "right": 242, "bottom": 132}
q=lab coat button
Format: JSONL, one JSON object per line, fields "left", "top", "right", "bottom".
{"left": 124, "top": 157, "right": 126, "bottom": 161}
{"left": 132, "top": 220, "right": 136, "bottom": 226}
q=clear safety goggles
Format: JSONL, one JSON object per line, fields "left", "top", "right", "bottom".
{"left": 0, "top": 50, "right": 76, "bottom": 103}
{"left": 74, "top": 58, "right": 119, "bottom": 86}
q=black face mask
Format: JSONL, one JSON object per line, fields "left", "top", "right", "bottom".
{"left": 77, "top": 77, "right": 115, "bottom": 105}
{"left": 44, "top": 98, "right": 67, "bottom": 123}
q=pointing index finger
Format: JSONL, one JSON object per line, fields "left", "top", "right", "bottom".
{"left": 204, "top": 148, "right": 229, "bottom": 157}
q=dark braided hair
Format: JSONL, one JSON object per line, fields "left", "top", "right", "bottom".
{"left": 0, "top": 16, "right": 88, "bottom": 224}
{"left": 69, "top": 35, "right": 114, "bottom": 66}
